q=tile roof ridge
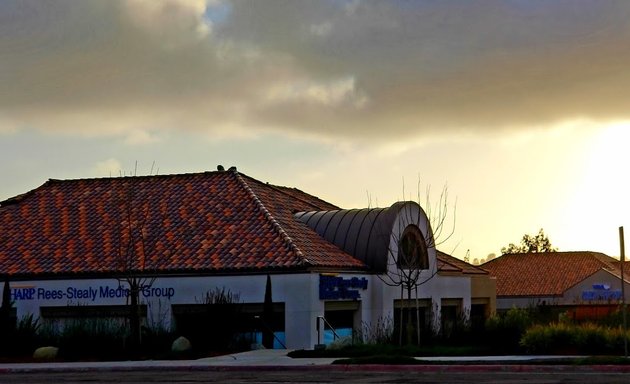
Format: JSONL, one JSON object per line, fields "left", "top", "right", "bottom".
{"left": 436, "top": 257, "right": 463, "bottom": 272}
{"left": 232, "top": 170, "right": 309, "bottom": 266}
{"left": 436, "top": 250, "right": 489, "bottom": 274}
{"left": 239, "top": 174, "right": 339, "bottom": 211}
{"left": 0, "top": 179, "right": 55, "bottom": 207}
{"left": 30, "top": 170, "right": 221, "bottom": 185}
{"left": 1, "top": 172, "right": 216, "bottom": 206}
{"left": 269, "top": 185, "right": 341, "bottom": 211}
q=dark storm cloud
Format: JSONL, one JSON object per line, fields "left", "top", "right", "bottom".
{"left": 2, "top": 0, "right": 629, "bottom": 141}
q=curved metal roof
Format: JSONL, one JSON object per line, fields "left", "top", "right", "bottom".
{"left": 295, "top": 201, "right": 422, "bottom": 272}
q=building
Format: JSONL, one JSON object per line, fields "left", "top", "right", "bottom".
{"left": 482, "top": 251, "right": 630, "bottom": 320}
{"left": 0, "top": 168, "right": 495, "bottom": 349}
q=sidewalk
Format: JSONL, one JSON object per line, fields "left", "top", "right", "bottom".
{"left": 0, "top": 350, "right": 333, "bottom": 373}
{"left": 0, "top": 350, "right": 628, "bottom": 373}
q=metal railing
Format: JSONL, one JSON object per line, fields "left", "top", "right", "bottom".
{"left": 254, "top": 315, "right": 286, "bottom": 349}
{"left": 316, "top": 315, "right": 340, "bottom": 345}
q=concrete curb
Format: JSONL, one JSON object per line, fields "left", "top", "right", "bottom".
{"left": 2, "top": 350, "right": 630, "bottom": 374}
{"left": 2, "top": 363, "right": 630, "bottom": 374}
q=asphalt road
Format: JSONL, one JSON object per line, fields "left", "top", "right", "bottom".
{"left": 0, "top": 370, "right": 628, "bottom": 384}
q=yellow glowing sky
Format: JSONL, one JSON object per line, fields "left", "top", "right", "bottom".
{"left": 1, "top": 1, "right": 629, "bottom": 260}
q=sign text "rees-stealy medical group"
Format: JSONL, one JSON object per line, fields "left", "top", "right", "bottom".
{"left": 12, "top": 285, "right": 175, "bottom": 302}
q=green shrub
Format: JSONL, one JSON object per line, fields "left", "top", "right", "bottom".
{"left": 56, "top": 318, "right": 129, "bottom": 360}
{"left": 485, "top": 307, "right": 533, "bottom": 353}
{"left": 140, "top": 324, "right": 177, "bottom": 358}
{"left": 520, "top": 322, "right": 630, "bottom": 355}
{"left": 179, "top": 287, "right": 244, "bottom": 354}
{"left": 602, "top": 326, "right": 630, "bottom": 353}
{"left": 572, "top": 323, "right": 610, "bottom": 354}
{"left": 355, "top": 316, "right": 394, "bottom": 345}
{"left": 12, "top": 314, "right": 41, "bottom": 356}
{"left": 599, "top": 307, "right": 630, "bottom": 328}
{"left": 1, "top": 314, "right": 181, "bottom": 360}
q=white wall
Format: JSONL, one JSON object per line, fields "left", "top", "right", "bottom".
{"left": 8, "top": 272, "right": 366, "bottom": 350}
{"left": 373, "top": 200, "right": 473, "bottom": 332}
{"left": 8, "top": 267, "right": 475, "bottom": 349}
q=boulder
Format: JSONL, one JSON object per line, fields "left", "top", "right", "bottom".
{"left": 33, "top": 346, "right": 59, "bottom": 360}
{"left": 171, "top": 336, "right": 192, "bottom": 354}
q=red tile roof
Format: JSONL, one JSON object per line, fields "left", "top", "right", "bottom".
{"left": 269, "top": 184, "right": 340, "bottom": 211}
{"left": 0, "top": 170, "right": 366, "bottom": 278}
{"left": 436, "top": 251, "right": 489, "bottom": 276}
{"left": 611, "top": 260, "right": 630, "bottom": 272}
{"left": 482, "top": 251, "right": 620, "bottom": 297}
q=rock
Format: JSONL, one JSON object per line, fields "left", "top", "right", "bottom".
{"left": 171, "top": 336, "right": 192, "bottom": 353}
{"left": 33, "top": 346, "right": 59, "bottom": 360}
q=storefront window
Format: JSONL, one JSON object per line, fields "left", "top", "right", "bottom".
{"left": 322, "top": 310, "right": 354, "bottom": 345}
{"left": 172, "top": 303, "right": 286, "bottom": 350}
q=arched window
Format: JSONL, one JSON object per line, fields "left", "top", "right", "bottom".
{"left": 397, "top": 225, "right": 429, "bottom": 270}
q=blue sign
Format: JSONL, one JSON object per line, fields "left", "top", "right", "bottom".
{"left": 11, "top": 285, "right": 176, "bottom": 302}
{"left": 582, "top": 283, "right": 622, "bottom": 301}
{"left": 319, "top": 275, "right": 368, "bottom": 300}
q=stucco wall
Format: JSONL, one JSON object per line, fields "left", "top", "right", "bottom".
{"left": 471, "top": 275, "right": 496, "bottom": 314}
{"left": 563, "top": 269, "right": 630, "bottom": 305}
{"left": 7, "top": 265, "right": 486, "bottom": 350}
{"left": 9, "top": 274, "right": 320, "bottom": 349}
{"left": 496, "top": 269, "right": 630, "bottom": 312}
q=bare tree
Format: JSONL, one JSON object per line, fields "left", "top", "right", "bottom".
{"left": 113, "top": 178, "right": 165, "bottom": 351}
{"left": 378, "top": 181, "right": 456, "bottom": 345}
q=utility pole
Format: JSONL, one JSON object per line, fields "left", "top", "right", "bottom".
{"left": 620, "top": 226, "right": 627, "bottom": 358}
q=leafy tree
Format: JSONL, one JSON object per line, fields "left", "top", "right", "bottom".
{"left": 501, "top": 228, "right": 557, "bottom": 255}
{"left": 473, "top": 253, "right": 496, "bottom": 265}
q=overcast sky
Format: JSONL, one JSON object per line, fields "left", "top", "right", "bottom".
{"left": 2, "top": 0, "right": 629, "bottom": 260}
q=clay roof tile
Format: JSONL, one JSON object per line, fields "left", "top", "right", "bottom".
{"left": 0, "top": 170, "right": 365, "bottom": 278}
{"left": 482, "top": 251, "right": 621, "bottom": 296}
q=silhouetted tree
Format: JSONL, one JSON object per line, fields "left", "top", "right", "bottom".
{"left": 501, "top": 228, "right": 557, "bottom": 254}
{"left": 262, "top": 275, "right": 274, "bottom": 349}
{"left": 1, "top": 279, "right": 10, "bottom": 313}
{"left": 0, "top": 278, "right": 14, "bottom": 338}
